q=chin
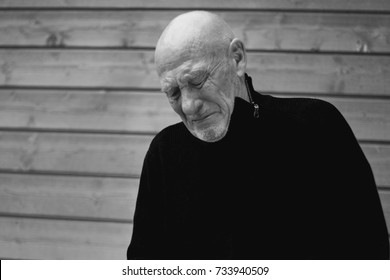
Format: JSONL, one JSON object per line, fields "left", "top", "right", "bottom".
{"left": 192, "top": 125, "right": 228, "bottom": 142}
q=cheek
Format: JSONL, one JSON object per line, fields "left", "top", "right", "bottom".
{"left": 204, "top": 77, "right": 227, "bottom": 98}
{"left": 204, "top": 77, "right": 235, "bottom": 107}
{"left": 170, "top": 101, "right": 186, "bottom": 119}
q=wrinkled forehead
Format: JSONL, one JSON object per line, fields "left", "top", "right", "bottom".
{"left": 155, "top": 40, "right": 228, "bottom": 79}
{"left": 158, "top": 44, "right": 228, "bottom": 76}
{"left": 160, "top": 59, "right": 208, "bottom": 83}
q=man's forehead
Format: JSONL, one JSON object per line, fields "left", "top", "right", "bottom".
{"left": 159, "top": 24, "right": 202, "bottom": 51}
{"left": 155, "top": 28, "right": 226, "bottom": 75}
{"left": 160, "top": 59, "right": 209, "bottom": 82}
{"left": 155, "top": 37, "right": 208, "bottom": 73}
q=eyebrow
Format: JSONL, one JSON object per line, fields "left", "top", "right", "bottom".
{"left": 160, "top": 61, "right": 212, "bottom": 92}
{"left": 161, "top": 76, "right": 178, "bottom": 93}
{"left": 183, "top": 69, "right": 208, "bottom": 81}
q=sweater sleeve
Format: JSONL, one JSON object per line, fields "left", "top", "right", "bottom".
{"left": 127, "top": 147, "right": 166, "bottom": 259}
{"left": 310, "top": 100, "right": 389, "bottom": 259}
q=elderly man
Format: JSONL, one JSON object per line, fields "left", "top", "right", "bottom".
{"left": 127, "top": 11, "right": 389, "bottom": 259}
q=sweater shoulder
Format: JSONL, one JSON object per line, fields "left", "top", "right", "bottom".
{"left": 263, "top": 95, "right": 354, "bottom": 144}
{"left": 264, "top": 95, "right": 342, "bottom": 124}
{"left": 148, "top": 122, "right": 186, "bottom": 155}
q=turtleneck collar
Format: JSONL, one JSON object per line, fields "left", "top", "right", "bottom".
{"left": 244, "top": 73, "right": 265, "bottom": 113}
{"left": 229, "top": 73, "right": 265, "bottom": 122}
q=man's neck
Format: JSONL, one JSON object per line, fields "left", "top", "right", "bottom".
{"left": 235, "top": 77, "right": 250, "bottom": 103}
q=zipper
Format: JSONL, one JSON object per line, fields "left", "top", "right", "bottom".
{"left": 245, "top": 77, "right": 260, "bottom": 119}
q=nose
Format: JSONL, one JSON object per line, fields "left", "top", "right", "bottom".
{"left": 181, "top": 89, "right": 203, "bottom": 117}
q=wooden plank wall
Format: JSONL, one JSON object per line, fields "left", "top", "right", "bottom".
{"left": 0, "top": 0, "right": 389, "bottom": 259}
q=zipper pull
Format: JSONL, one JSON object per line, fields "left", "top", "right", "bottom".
{"left": 252, "top": 103, "right": 259, "bottom": 118}
{"left": 245, "top": 75, "right": 260, "bottom": 119}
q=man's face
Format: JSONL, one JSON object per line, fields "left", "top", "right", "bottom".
{"left": 158, "top": 54, "right": 238, "bottom": 142}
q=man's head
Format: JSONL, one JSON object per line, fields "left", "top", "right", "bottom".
{"left": 155, "top": 11, "right": 248, "bottom": 142}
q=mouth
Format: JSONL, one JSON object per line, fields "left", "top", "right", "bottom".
{"left": 191, "top": 112, "right": 217, "bottom": 123}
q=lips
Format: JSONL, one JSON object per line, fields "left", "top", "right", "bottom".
{"left": 191, "top": 112, "right": 217, "bottom": 123}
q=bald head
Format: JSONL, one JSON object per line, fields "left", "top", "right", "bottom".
{"left": 155, "top": 11, "right": 235, "bottom": 75}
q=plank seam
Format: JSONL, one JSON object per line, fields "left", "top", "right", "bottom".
{"left": 0, "top": 169, "right": 141, "bottom": 179}
{"left": 1, "top": 86, "right": 390, "bottom": 100}
{"left": 0, "top": 212, "right": 132, "bottom": 224}
{"left": 1, "top": 46, "right": 390, "bottom": 57}
{"left": 245, "top": 49, "right": 390, "bottom": 57}
{"left": 0, "top": 127, "right": 157, "bottom": 136}
{"left": 378, "top": 186, "right": 390, "bottom": 192}
{"left": 0, "top": 46, "right": 157, "bottom": 51}
{"left": 268, "top": 92, "right": 390, "bottom": 101}
{"left": 0, "top": 168, "right": 387, "bottom": 190}
{"left": 0, "top": 128, "right": 389, "bottom": 145}
{"left": 0, "top": 85, "right": 161, "bottom": 92}
{"left": 1, "top": 85, "right": 390, "bottom": 100}
{"left": 0, "top": 8, "right": 390, "bottom": 15}
{"left": 0, "top": 126, "right": 389, "bottom": 143}
{"left": 358, "top": 140, "right": 390, "bottom": 146}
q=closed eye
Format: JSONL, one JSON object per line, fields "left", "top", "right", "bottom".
{"left": 189, "top": 74, "right": 208, "bottom": 88}
{"left": 190, "top": 80, "right": 204, "bottom": 87}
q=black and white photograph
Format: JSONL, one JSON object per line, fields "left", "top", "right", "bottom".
{"left": 0, "top": 0, "right": 389, "bottom": 262}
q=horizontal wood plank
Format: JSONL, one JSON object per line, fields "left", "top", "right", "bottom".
{"left": 1, "top": 49, "right": 390, "bottom": 96}
{"left": 379, "top": 190, "right": 390, "bottom": 234}
{"left": 363, "top": 145, "right": 390, "bottom": 188}
{"left": 0, "top": 89, "right": 181, "bottom": 133}
{"left": 0, "top": 131, "right": 388, "bottom": 186}
{"left": 0, "top": 172, "right": 388, "bottom": 226}
{"left": 0, "top": 0, "right": 389, "bottom": 11}
{"left": 0, "top": 191, "right": 389, "bottom": 260}
{"left": 1, "top": 11, "right": 389, "bottom": 53}
{"left": 317, "top": 97, "right": 390, "bottom": 142}
{"left": 246, "top": 53, "right": 390, "bottom": 96}
{"left": 0, "top": 173, "right": 138, "bottom": 221}
{"left": 0, "top": 131, "right": 152, "bottom": 177}
{"left": 0, "top": 216, "right": 131, "bottom": 259}
{"left": 0, "top": 89, "right": 389, "bottom": 142}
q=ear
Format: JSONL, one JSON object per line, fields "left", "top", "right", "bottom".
{"left": 228, "top": 38, "right": 247, "bottom": 77}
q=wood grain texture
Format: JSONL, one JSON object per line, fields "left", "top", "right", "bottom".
{"left": 0, "top": 173, "right": 138, "bottom": 221}
{"left": 0, "top": 131, "right": 152, "bottom": 176}
{"left": 0, "top": 131, "right": 388, "bottom": 186}
{"left": 0, "top": 216, "right": 131, "bottom": 259}
{"left": 0, "top": 173, "right": 387, "bottom": 226}
{"left": 1, "top": 11, "right": 389, "bottom": 53}
{"left": 379, "top": 190, "right": 390, "bottom": 234}
{"left": 0, "top": 89, "right": 389, "bottom": 142}
{"left": 1, "top": 49, "right": 389, "bottom": 96}
{"left": 246, "top": 52, "right": 390, "bottom": 96}
{"left": 0, "top": 192, "right": 388, "bottom": 260}
{"left": 0, "top": 89, "right": 180, "bottom": 133}
{"left": 0, "top": 0, "right": 389, "bottom": 11}
{"left": 363, "top": 144, "right": 390, "bottom": 188}
{"left": 317, "top": 97, "right": 390, "bottom": 142}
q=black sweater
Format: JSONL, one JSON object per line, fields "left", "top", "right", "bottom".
{"left": 127, "top": 76, "right": 389, "bottom": 259}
